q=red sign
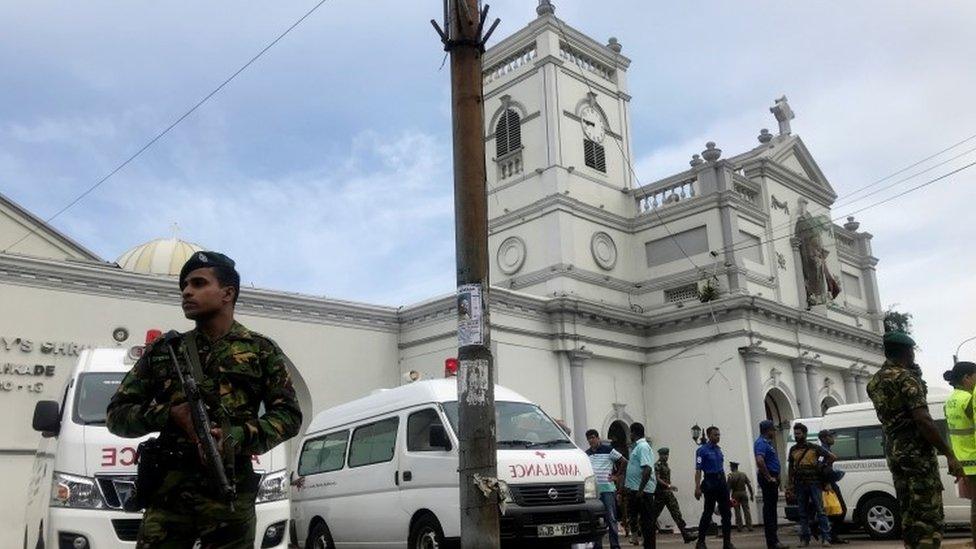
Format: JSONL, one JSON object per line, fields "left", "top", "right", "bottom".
{"left": 508, "top": 462, "right": 579, "bottom": 479}
{"left": 101, "top": 446, "right": 139, "bottom": 467}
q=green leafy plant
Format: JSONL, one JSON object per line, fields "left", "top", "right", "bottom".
{"left": 698, "top": 279, "right": 718, "bottom": 303}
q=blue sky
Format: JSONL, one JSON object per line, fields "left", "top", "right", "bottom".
{"left": 2, "top": 1, "right": 975, "bottom": 381}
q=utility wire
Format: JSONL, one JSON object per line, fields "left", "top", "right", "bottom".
{"left": 553, "top": 19, "right": 704, "bottom": 274}
{"left": 2, "top": 0, "right": 330, "bottom": 255}
{"left": 721, "top": 135, "right": 976, "bottom": 253}
{"left": 722, "top": 158, "right": 976, "bottom": 256}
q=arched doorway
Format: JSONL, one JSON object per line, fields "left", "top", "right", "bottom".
{"left": 764, "top": 387, "right": 795, "bottom": 461}
{"left": 608, "top": 420, "right": 629, "bottom": 458}
{"left": 821, "top": 396, "right": 840, "bottom": 415}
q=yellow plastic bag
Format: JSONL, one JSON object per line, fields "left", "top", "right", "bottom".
{"left": 823, "top": 488, "right": 842, "bottom": 516}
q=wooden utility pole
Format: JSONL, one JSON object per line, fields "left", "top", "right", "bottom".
{"left": 432, "top": 1, "right": 501, "bottom": 547}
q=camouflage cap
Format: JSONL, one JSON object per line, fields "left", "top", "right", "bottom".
{"left": 658, "top": 447, "right": 669, "bottom": 454}
{"left": 883, "top": 331, "right": 916, "bottom": 348}
{"left": 179, "top": 251, "right": 237, "bottom": 288}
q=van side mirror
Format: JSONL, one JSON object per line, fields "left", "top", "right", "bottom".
{"left": 32, "top": 400, "right": 61, "bottom": 437}
{"left": 429, "top": 424, "right": 451, "bottom": 451}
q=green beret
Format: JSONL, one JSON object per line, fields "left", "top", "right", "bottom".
{"left": 179, "top": 251, "right": 237, "bottom": 287}
{"left": 883, "top": 331, "right": 916, "bottom": 348}
{"left": 658, "top": 447, "right": 669, "bottom": 454}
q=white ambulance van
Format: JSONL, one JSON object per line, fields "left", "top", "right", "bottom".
{"left": 290, "top": 379, "right": 606, "bottom": 548}
{"left": 786, "top": 388, "right": 966, "bottom": 540}
{"left": 24, "top": 342, "right": 291, "bottom": 548}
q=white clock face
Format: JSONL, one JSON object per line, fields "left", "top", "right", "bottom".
{"left": 580, "top": 105, "right": 605, "bottom": 143}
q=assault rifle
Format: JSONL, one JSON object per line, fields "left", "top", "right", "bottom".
{"left": 162, "top": 330, "right": 236, "bottom": 510}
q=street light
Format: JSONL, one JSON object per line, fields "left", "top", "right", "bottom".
{"left": 954, "top": 336, "right": 976, "bottom": 364}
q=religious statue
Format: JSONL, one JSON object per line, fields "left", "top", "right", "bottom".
{"left": 794, "top": 198, "right": 840, "bottom": 306}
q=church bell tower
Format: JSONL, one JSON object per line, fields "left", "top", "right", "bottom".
{"left": 483, "top": 2, "right": 636, "bottom": 299}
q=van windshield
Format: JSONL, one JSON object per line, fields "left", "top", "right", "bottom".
{"left": 73, "top": 373, "right": 125, "bottom": 425}
{"left": 441, "top": 401, "right": 574, "bottom": 449}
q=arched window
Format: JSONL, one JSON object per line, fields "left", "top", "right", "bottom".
{"left": 495, "top": 109, "right": 522, "bottom": 158}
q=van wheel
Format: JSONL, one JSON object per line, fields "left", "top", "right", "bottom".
{"left": 409, "top": 514, "right": 445, "bottom": 549}
{"left": 860, "top": 495, "right": 899, "bottom": 540}
{"left": 307, "top": 521, "right": 335, "bottom": 549}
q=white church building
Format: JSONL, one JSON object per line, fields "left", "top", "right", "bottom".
{"left": 0, "top": 2, "right": 884, "bottom": 544}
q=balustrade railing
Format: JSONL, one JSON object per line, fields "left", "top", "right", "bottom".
{"left": 484, "top": 46, "right": 538, "bottom": 85}
{"left": 733, "top": 182, "right": 761, "bottom": 208}
{"left": 636, "top": 178, "right": 698, "bottom": 213}
{"left": 497, "top": 151, "right": 523, "bottom": 180}
{"left": 559, "top": 43, "right": 614, "bottom": 81}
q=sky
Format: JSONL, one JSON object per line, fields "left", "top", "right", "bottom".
{"left": 1, "top": 1, "right": 974, "bottom": 383}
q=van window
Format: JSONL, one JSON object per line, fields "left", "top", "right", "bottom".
{"left": 298, "top": 430, "right": 349, "bottom": 476}
{"left": 407, "top": 409, "right": 451, "bottom": 452}
{"left": 830, "top": 428, "right": 857, "bottom": 460}
{"left": 349, "top": 417, "right": 399, "bottom": 467}
{"left": 442, "top": 401, "right": 574, "bottom": 449}
{"left": 73, "top": 373, "right": 125, "bottom": 425}
{"left": 857, "top": 427, "right": 885, "bottom": 459}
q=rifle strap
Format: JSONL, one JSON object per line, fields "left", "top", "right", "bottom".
{"left": 182, "top": 330, "right": 208, "bottom": 381}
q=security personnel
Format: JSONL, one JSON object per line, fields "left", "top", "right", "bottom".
{"left": 726, "top": 462, "right": 753, "bottom": 532}
{"left": 107, "top": 251, "right": 303, "bottom": 548}
{"left": 943, "top": 361, "right": 976, "bottom": 543}
{"left": 867, "top": 331, "right": 963, "bottom": 549}
{"left": 694, "top": 426, "right": 734, "bottom": 549}
{"left": 652, "top": 447, "right": 696, "bottom": 543}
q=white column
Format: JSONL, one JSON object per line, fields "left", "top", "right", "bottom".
{"left": 567, "top": 350, "right": 592, "bottom": 447}
{"left": 855, "top": 372, "right": 870, "bottom": 403}
{"left": 791, "top": 361, "right": 813, "bottom": 417}
{"left": 806, "top": 366, "right": 822, "bottom": 416}
{"left": 741, "top": 346, "right": 767, "bottom": 438}
{"left": 842, "top": 371, "right": 858, "bottom": 404}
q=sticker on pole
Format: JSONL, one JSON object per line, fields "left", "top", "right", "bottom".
{"left": 457, "top": 284, "right": 484, "bottom": 347}
{"left": 458, "top": 358, "right": 489, "bottom": 405}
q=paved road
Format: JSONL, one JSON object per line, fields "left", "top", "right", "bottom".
{"left": 647, "top": 528, "right": 972, "bottom": 549}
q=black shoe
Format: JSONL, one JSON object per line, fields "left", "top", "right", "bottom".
{"left": 696, "top": 541, "right": 707, "bottom": 549}
{"left": 830, "top": 538, "right": 848, "bottom": 545}
{"left": 682, "top": 532, "right": 697, "bottom": 544}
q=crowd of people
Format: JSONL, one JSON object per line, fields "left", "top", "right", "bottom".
{"left": 584, "top": 331, "right": 976, "bottom": 549}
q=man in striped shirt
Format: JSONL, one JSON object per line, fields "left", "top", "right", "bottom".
{"left": 587, "top": 429, "right": 628, "bottom": 549}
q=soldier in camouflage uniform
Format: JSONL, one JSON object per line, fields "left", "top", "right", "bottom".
{"left": 107, "top": 251, "right": 303, "bottom": 548}
{"left": 866, "top": 331, "right": 963, "bottom": 549}
{"left": 652, "top": 447, "right": 696, "bottom": 543}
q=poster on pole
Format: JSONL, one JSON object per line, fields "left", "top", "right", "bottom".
{"left": 457, "top": 283, "right": 484, "bottom": 347}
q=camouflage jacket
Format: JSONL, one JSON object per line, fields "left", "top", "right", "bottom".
{"left": 654, "top": 460, "right": 672, "bottom": 492}
{"left": 106, "top": 322, "right": 303, "bottom": 460}
{"left": 866, "top": 359, "right": 931, "bottom": 456}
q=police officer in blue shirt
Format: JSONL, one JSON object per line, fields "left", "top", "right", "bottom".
{"left": 694, "top": 426, "right": 734, "bottom": 549}
{"left": 754, "top": 420, "right": 787, "bottom": 549}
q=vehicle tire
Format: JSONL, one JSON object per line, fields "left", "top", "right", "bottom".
{"left": 859, "top": 495, "right": 899, "bottom": 540}
{"left": 409, "top": 514, "right": 446, "bottom": 549}
{"left": 307, "top": 521, "right": 336, "bottom": 549}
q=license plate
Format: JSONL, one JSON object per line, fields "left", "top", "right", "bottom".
{"left": 537, "top": 523, "right": 579, "bottom": 538}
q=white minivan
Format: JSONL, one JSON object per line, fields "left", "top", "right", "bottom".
{"left": 290, "top": 379, "right": 606, "bottom": 548}
{"left": 786, "top": 388, "right": 965, "bottom": 540}
{"left": 24, "top": 343, "right": 291, "bottom": 549}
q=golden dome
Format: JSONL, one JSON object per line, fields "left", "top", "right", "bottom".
{"left": 116, "top": 238, "right": 205, "bottom": 276}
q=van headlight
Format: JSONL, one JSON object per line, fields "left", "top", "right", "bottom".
{"left": 584, "top": 475, "right": 598, "bottom": 500}
{"left": 51, "top": 472, "right": 106, "bottom": 509}
{"left": 256, "top": 470, "right": 289, "bottom": 503}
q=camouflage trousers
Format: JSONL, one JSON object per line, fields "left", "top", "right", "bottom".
{"left": 652, "top": 490, "right": 688, "bottom": 530}
{"left": 889, "top": 452, "right": 943, "bottom": 549}
{"left": 136, "top": 474, "right": 257, "bottom": 549}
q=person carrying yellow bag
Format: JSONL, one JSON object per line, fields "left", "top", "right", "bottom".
{"left": 943, "top": 361, "right": 976, "bottom": 544}
{"left": 822, "top": 488, "right": 842, "bottom": 518}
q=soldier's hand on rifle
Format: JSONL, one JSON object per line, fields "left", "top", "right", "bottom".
{"left": 170, "top": 402, "right": 197, "bottom": 442}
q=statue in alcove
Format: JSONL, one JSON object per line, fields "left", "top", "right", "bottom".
{"left": 794, "top": 198, "right": 840, "bottom": 306}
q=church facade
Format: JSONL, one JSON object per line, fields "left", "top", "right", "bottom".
{"left": 0, "top": 3, "right": 883, "bottom": 544}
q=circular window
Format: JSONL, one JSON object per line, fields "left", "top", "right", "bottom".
{"left": 497, "top": 236, "right": 526, "bottom": 275}
{"left": 591, "top": 232, "right": 617, "bottom": 271}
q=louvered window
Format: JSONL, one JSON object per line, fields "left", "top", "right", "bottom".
{"left": 495, "top": 109, "right": 522, "bottom": 158}
{"left": 584, "top": 139, "right": 606, "bottom": 172}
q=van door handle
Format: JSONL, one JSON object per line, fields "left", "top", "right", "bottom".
{"left": 403, "top": 471, "right": 413, "bottom": 482}
{"left": 395, "top": 471, "right": 399, "bottom": 486}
